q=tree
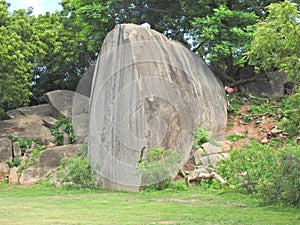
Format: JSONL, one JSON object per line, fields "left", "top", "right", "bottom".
{"left": 189, "top": 0, "right": 292, "bottom": 85}
{"left": 0, "top": 2, "right": 37, "bottom": 116}
{"left": 247, "top": 0, "right": 300, "bottom": 84}
{"left": 192, "top": 5, "right": 257, "bottom": 83}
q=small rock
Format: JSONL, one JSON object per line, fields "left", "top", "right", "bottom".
{"left": 296, "top": 136, "right": 300, "bottom": 144}
{"left": 5, "top": 109, "right": 23, "bottom": 119}
{"left": 271, "top": 127, "right": 283, "bottom": 136}
{"left": 0, "top": 137, "right": 13, "bottom": 163}
{"left": 201, "top": 142, "right": 222, "bottom": 155}
{"left": 13, "top": 142, "right": 22, "bottom": 158}
{"left": 0, "top": 163, "right": 9, "bottom": 182}
{"left": 9, "top": 167, "right": 19, "bottom": 184}
{"left": 261, "top": 137, "right": 270, "bottom": 144}
{"left": 221, "top": 141, "right": 232, "bottom": 152}
{"left": 193, "top": 148, "right": 204, "bottom": 165}
{"left": 42, "top": 116, "right": 57, "bottom": 128}
{"left": 59, "top": 127, "right": 70, "bottom": 145}
{"left": 20, "top": 156, "right": 29, "bottom": 167}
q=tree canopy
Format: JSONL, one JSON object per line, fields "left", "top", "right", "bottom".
{"left": 247, "top": 0, "right": 300, "bottom": 83}
{"left": 0, "top": 0, "right": 299, "bottom": 117}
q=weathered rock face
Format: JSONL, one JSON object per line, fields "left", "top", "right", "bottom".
{"left": 0, "top": 99, "right": 82, "bottom": 185}
{"left": 242, "top": 72, "right": 287, "bottom": 98}
{"left": 0, "top": 104, "right": 54, "bottom": 145}
{"left": 0, "top": 138, "right": 12, "bottom": 162}
{"left": 89, "top": 24, "right": 227, "bottom": 191}
{"left": 19, "top": 144, "right": 80, "bottom": 184}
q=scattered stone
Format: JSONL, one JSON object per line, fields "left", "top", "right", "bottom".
{"left": 8, "top": 167, "right": 19, "bottom": 184}
{"left": 6, "top": 104, "right": 51, "bottom": 119}
{"left": 0, "top": 163, "right": 9, "bottom": 182}
{"left": 187, "top": 166, "right": 226, "bottom": 184}
{"left": 221, "top": 153, "right": 230, "bottom": 159}
{"left": 201, "top": 142, "right": 222, "bottom": 155}
{"left": 193, "top": 148, "right": 204, "bottom": 165}
{"left": 221, "top": 141, "right": 232, "bottom": 152}
{"left": 0, "top": 115, "right": 55, "bottom": 146}
{"left": 42, "top": 116, "right": 57, "bottom": 128}
{"left": 271, "top": 127, "right": 283, "bottom": 136}
{"left": 296, "top": 136, "right": 300, "bottom": 144}
{"left": 13, "top": 142, "right": 22, "bottom": 158}
{"left": 261, "top": 137, "right": 270, "bottom": 144}
{"left": 0, "top": 137, "right": 12, "bottom": 163}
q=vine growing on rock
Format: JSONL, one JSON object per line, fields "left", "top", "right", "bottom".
{"left": 51, "top": 116, "right": 76, "bottom": 145}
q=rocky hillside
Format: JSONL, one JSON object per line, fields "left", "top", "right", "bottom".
{"left": 0, "top": 90, "right": 87, "bottom": 185}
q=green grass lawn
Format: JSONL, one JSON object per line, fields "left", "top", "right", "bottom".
{"left": 0, "top": 182, "right": 299, "bottom": 225}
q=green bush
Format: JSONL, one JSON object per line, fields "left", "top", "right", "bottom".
{"left": 32, "top": 145, "right": 45, "bottom": 159}
{"left": 279, "top": 87, "right": 300, "bottom": 137}
{"left": 6, "top": 134, "right": 36, "bottom": 155}
{"left": 192, "top": 127, "right": 210, "bottom": 149}
{"left": 216, "top": 140, "right": 300, "bottom": 207}
{"left": 216, "top": 142, "right": 277, "bottom": 193}
{"left": 57, "top": 156, "right": 101, "bottom": 189}
{"left": 227, "top": 96, "right": 245, "bottom": 116}
{"left": 261, "top": 144, "right": 300, "bottom": 207}
{"left": 57, "top": 144, "right": 100, "bottom": 189}
{"left": 51, "top": 116, "right": 76, "bottom": 145}
{"left": 138, "top": 148, "right": 182, "bottom": 191}
{"left": 6, "top": 158, "right": 21, "bottom": 168}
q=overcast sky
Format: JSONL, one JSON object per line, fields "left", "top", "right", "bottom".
{"left": 6, "top": 0, "right": 62, "bottom": 16}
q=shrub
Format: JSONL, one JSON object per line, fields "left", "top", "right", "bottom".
{"left": 261, "top": 144, "right": 300, "bottom": 207}
{"left": 192, "top": 126, "right": 210, "bottom": 149}
{"left": 279, "top": 87, "right": 300, "bottom": 137}
{"left": 6, "top": 158, "right": 21, "bottom": 167}
{"left": 138, "top": 148, "right": 182, "bottom": 190}
{"left": 57, "top": 156, "right": 101, "bottom": 189}
{"left": 216, "top": 142, "right": 277, "bottom": 193}
{"left": 51, "top": 116, "right": 76, "bottom": 145}
{"left": 6, "top": 134, "right": 36, "bottom": 155}
{"left": 32, "top": 145, "right": 45, "bottom": 159}
{"left": 249, "top": 103, "right": 276, "bottom": 116}
{"left": 216, "top": 140, "right": 300, "bottom": 207}
{"left": 56, "top": 144, "right": 101, "bottom": 189}
{"left": 226, "top": 133, "right": 246, "bottom": 141}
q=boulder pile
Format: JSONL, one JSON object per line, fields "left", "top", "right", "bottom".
{"left": 0, "top": 90, "right": 85, "bottom": 184}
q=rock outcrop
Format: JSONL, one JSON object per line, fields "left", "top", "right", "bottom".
{"left": 0, "top": 93, "right": 82, "bottom": 184}
{"left": 89, "top": 23, "right": 227, "bottom": 191}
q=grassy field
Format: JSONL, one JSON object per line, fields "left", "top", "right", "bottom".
{"left": 0, "top": 182, "right": 299, "bottom": 225}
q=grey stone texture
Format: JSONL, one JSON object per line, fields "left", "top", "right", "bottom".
{"left": 89, "top": 24, "right": 227, "bottom": 191}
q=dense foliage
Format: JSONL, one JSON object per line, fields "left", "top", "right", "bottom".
{"left": 57, "top": 144, "right": 102, "bottom": 189}
{"left": 247, "top": 0, "right": 300, "bottom": 83}
{"left": 217, "top": 140, "right": 300, "bottom": 207}
{"left": 51, "top": 116, "right": 76, "bottom": 145}
{"left": 1, "top": 0, "right": 299, "bottom": 117}
{"left": 138, "top": 147, "right": 182, "bottom": 190}
{"left": 279, "top": 87, "right": 300, "bottom": 137}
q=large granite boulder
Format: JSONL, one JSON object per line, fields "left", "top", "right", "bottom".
{"left": 88, "top": 24, "right": 227, "bottom": 191}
